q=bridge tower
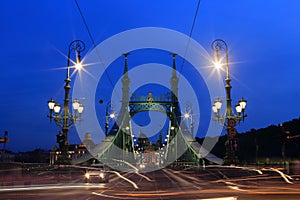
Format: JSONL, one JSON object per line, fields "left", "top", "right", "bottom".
{"left": 113, "top": 53, "right": 134, "bottom": 159}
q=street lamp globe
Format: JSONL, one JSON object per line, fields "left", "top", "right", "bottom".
{"left": 184, "top": 112, "right": 190, "bottom": 119}
{"left": 212, "top": 104, "right": 218, "bottom": 114}
{"left": 109, "top": 112, "right": 116, "bottom": 119}
{"left": 235, "top": 104, "right": 242, "bottom": 114}
{"left": 48, "top": 99, "right": 55, "bottom": 110}
{"left": 77, "top": 103, "right": 84, "bottom": 114}
{"left": 72, "top": 99, "right": 80, "bottom": 111}
{"left": 53, "top": 103, "right": 61, "bottom": 114}
{"left": 214, "top": 99, "right": 222, "bottom": 110}
{"left": 239, "top": 98, "right": 247, "bottom": 109}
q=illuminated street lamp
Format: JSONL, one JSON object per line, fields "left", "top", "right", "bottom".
{"left": 183, "top": 105, "right": 194, "bottom": 139}
{"left": 105, "top": 102, "right": 116, "bottom": 136}
{"left": 212, "top": 98, "right": 222, "bottom": 120}
{"left": 211, "top": 39, "right": 247, "bottom": 165}
{"left": 47, "top": 40, "right": 85, "bottom": 164}
{"left": 184, "top": 112, "right": 190, "bottom": 119}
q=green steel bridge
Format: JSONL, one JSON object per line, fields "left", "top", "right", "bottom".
{"left": 72, "top": 54, "right": 222, "bottom": 170}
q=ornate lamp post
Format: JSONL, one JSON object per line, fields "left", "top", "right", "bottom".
{"left": 47, "top": 40, "right": 85, "bottom": 164}
{"left": 1, "top": 131, "right": 9, "bottom": 162}
{"left": 211, "top": 39, "right": 247, "bottom": 165}
{"left": 105, "top": 102, "right": 115, "bottom": 136}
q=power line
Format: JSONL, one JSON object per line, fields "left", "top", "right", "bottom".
{"left": 74, "top": 0, "right": 115, "bottom": 90}
{"left": 179, "top": 0, "right": 202, "bottom": 73}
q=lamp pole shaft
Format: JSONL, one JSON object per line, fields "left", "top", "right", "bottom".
{"left": 63, "top": 75, "right": 71, "bottom": 142}
{"left": 224, "top": 45, "right": 233, "bottom": 118}
{"left": 61, "top": 72, "right": 71, "bottom": 163}
{"left": 60, "top": 47, "right": 73, "bottom": 164}
{"left": 105, "top": 103, "right": 109, "bottom": 136}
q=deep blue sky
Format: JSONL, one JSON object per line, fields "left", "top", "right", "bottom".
{"left": 1, "top": 0, "right": 299, "bottom": 152}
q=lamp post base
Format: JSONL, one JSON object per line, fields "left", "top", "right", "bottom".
{"left": 223, "top": 140, "right": 239, "bottom": 165}
{"left": 223, "top": 155, "right": 239, "bottom": 166}
{"left": 56, "top": 143, "right": 71, "bottom": 165}
{"left": 56, "top": 158, "right": 71, "bottom": 165}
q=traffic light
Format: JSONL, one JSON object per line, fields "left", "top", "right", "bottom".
{"left": 56, "top": 133, "right": 65, "bottom": 144}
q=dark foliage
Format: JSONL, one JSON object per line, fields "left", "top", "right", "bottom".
{"left": 196, "top": 117, "right": 300, "bottom": 163}
{"left": 14, "top": 149, "right": 50, "bottom": 163}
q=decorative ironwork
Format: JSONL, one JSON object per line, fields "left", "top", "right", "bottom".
{"left": 69, "top": 40, "right": 85, "bottom": 53}
{"left": 129, "top": 102, "right": 173, "bottom": 116}
{"left": 130, "top": 92, "right": 172, "bottom": 103}
{"left": 211, "top": 39, "right": 227, "bottom": 52}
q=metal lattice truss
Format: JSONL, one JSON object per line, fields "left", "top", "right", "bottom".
{"left": 130, "top": 92, "right": 172, "bottom": 102}
{"left": 129, "top": 102, "right": 173, "bottom": 116}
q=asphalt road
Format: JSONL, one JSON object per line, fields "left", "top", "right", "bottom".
{"left": 0, "top": 165, "right": 300, "bottom": 200}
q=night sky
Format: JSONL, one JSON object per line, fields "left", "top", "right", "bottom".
{"left": 1, "top": 0, "right": 299, "bottom": 152}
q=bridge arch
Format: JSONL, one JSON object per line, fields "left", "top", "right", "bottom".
{"left": 129, "top": 101, "right": 174, "bottom": 119}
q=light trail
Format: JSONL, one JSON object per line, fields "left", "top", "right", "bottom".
{"left": 225, "top": 181, "right": 251, "bottom": 192}
{"left": 215, "top": 174, "right": 279, "bottom": 183}
{"left": 201, "top": 197, "right": 238, "bottom": 200}
{"left": 112, "top": 189, "right": 241, "bottom": 198}
{"left": 92, "top": 191, "right": 140, "bottom": 199}
{"left": 262, "top": 168, "right": 293, "bottom": 184}
{"left": 221, "top": 178, "right": 300, "bottom": 195}
{"left": 108, "top": 171, "right": 138, "bottom": 189}
{"left": 163, "top": 168, "right": 205, "bottom": 190}
{"left": 206, "top": 165, "right": 263, "bottom": 175}
{"left": 213, "top": 167, "right": 294, "bottom": 187}
{"left": 162, "top": 168, "right": 192, "bottom": 185}
{"left": 0, "top": 184, "right": 106, "bottom": 192}
{"left": 92, "top": 191, "right": 157, "bottom": 199}
{"left": 112, "top": 159, "right": 154, "bottom": 182}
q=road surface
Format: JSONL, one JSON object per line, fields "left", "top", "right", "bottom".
{"left": 0, "top": 165, "right": 299, "bottom": 199}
